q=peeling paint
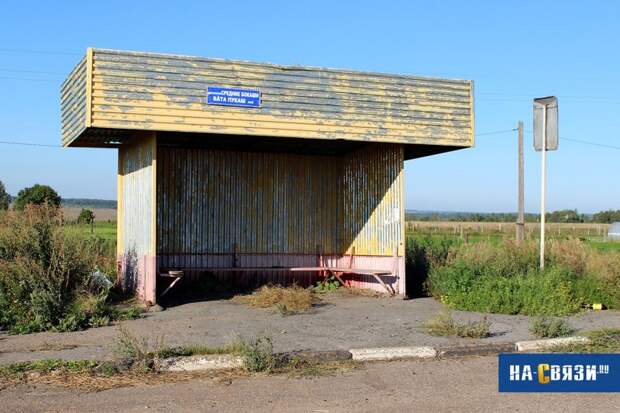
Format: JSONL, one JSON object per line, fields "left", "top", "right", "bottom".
{"left": 61, "top": 49, "right": 474, "bottom": 148}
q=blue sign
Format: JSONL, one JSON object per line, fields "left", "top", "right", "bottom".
{"left": 207, "top": 87, "right": 261, "bottom": 108}
{"left": 499, "top": 353, "right": 620, "bottom": 392}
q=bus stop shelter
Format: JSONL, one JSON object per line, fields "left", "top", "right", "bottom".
{"left": 61, "top": 48, "right": 474, "bottom": 303}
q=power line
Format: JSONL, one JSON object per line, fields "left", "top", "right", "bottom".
{"left": 0, "top": 76, "right": 59, "bottom": 83}
{"left": 560, "top": 136, "right": 620, "bottom": 150}
{"left": 0, "top": 140, "right": 61, "bottom": 148}
{"left": 0, "top": 47, "right": 81, "bottom": 56}
{"left": 475, "top": 128, "right": 517, "bottom": 137}
{"left": 0, "top": 68, "right": 64, "bottom": 75}
{"left": 516, "top": 128, "right": 620, "bottom": 151}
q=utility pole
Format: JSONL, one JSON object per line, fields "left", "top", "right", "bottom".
{"left": 516, "top": 121, "right": 525, "bottom": 246}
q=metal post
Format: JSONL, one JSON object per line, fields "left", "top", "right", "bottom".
{"left": 516, "top": 121, "right": 525, "bottom": 245}
{"left": 540, "top": 111, "right": 547, "bottom": 269}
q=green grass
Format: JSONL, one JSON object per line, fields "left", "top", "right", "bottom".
{"left": 0, "top": 359, "right": 98, "bottom": 377}
{"left": 421, "top": 237, "right": 620, "bottom": 316}
{"left": 408, "top": 231, "right": 620, "bottom": 252}
{"left": 585, "top": 239, "right": 620, "bottom": 253}
{"left": 65, "top": 221, "right": 117, "bottom": 241}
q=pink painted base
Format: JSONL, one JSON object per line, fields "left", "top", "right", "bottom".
{"left": 117, "top": 254, "right": 157, "bottom": 304}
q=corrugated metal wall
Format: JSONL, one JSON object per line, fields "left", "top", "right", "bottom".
{"left": 157, "top": 148, "right": 342, "bottom": 257}
{"left": 156, "top": 143, "right": 403, "bottom": 260}
{"left": 120, "top": 137, "right": 154, "bottom": 254}
{"left": 60, "top": 56, "right": 88, "bottom": 146}
{"left": 62, "top": 48, "right": 474, "bottom": 148}
{"left": 118, "top": 134, "right": 156, "bottom": 301}
{"left": 343, "top": 144, "right": 404, "bottom": 256}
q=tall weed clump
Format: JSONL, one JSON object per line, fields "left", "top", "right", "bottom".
{"left": 424, "top": 238, "right": 619, "bottom": 316}
{"left": 0, "top": 205, "right": 119, "bottom": 333}
{"left": 405, "top": 235, "right": 456, "bottom": 297}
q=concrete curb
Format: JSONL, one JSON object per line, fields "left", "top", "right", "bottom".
{"left": 278, "top": 350, "right": 352, "bottom": 364}
{"left": 438, "top": 342, "right": 516, "bottom": 358}
{"left": 349, "top": 346, "right": 437, "bottom": 361}
{"left": 515, "top": 336, "right": 590, "bottom": 352}
{"left": 10, "top": 336, "right": 591, "bottom": 372}
{"left": 137, "top": 336, "right": 599, "bottom": 372}
{"left": 155, "top": 354, "right": 244, "bottom": 372}
{"left": 346, "top": 335, "right": 592, "bottom": 362}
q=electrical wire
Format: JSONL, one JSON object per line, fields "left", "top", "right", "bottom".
{"left": 521, "top": 129, "right": 620, "bottom": 151}
{"left": 0, "top": 47, "right": 81, "bottom": 56}
{"left": 475, "top": 129, "right": 517, "bottom": 137}
{"left": 0, "top": 140, "right": 61, "bottom": 148}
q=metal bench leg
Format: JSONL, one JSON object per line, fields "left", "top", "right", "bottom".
{"left": 160, "top": 276, "right": 182, "bottom": 298}
{"left": 329, "top": 270, "right": 348, "bottom": 288}
{"left": 370, "top": 273, "right": 395, "bottom": 296}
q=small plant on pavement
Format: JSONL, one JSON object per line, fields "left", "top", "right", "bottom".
{"left": 529, "top": 316, "right": 573, "bottom": 338}
{"left": 424, "top": 311, "right": 491, "bottom": 338}
{"left": 240, "top": 334, "right": 277, "bottom": 372}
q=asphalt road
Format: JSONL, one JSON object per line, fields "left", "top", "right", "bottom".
{"left": 3, "top": 296, "right": 620, "bottom": 365}
{"left": 3, "top": 356, "right": 620, "bottom": 412}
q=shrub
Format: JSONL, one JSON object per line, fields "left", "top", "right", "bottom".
{"left": 77, "top": 208, "right": 95, "bottom": 225}
{"left": 0, "top": 205, "right": 125, "bottom": 333}
{"left": 0, "top": 180, "right": 10, "bottom": 211}
{"left": 529, "top": 317, "right": 573, "bottom": 338}
{"left": 425, "top": 239, "right": 619, "bottom": 316}
{"left": 423, "top": 311, "right": 491, "bottom": 338}
{"left": 12, "top": 184, "right": 61, "bottom": 210}
{"left": 406, "top": 235, "right": 456, "bottom": 297}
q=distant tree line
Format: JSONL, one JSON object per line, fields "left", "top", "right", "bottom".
{"left": 406, "top": 208, "right": 620, "bottom": 224}
{"left": 61, "top": 198, "right": 116, "bottom": 209}
{"left": 0, "top": 180, "right": 115, "bottom": 212}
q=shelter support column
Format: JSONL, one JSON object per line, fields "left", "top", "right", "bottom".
{"left": 117, "top": 131, "right": 158, "bottom": 304}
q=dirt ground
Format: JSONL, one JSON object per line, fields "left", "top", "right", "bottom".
{"left": 2, "top": 294, "right": 620, "bottom": 365}
{"left": 3, "top": 356, "right": 620, "bottom": 412}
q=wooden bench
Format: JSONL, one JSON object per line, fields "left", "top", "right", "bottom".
{"left": 158, "top": 266, "right": 396, "bottom": 297}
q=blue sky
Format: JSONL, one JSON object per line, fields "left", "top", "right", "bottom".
{"left": 0, "top": 1, "right": 618, "bottom": 213}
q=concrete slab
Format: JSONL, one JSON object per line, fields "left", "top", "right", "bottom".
{"left": 349, "top": 346, "right": 436, "bottom": 361}
{"left": 515, "top": 336, "right": 590, "bottom": 352}
{"left": 155, "top": 354, "right": 244, "bottom": 372}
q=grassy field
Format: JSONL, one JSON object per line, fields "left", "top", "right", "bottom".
{"left": 66, "top": 220, "right": 620, "bottom": 252}
{"left": 65, "top": 221, "right": 116, "bottom": 241}
{"left": 407, "top": 221, "right": 620, "bottom": 252}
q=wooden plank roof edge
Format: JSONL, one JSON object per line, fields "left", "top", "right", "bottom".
{"left": 88, "top": 47, "right": 473, "bottom": 84}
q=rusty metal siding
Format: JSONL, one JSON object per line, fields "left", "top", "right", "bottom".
{"left": 60, "top": 56, "right": 88, "bottom": 146}
{"left": 157, "top": 147, "right": 342, "bottom": 256}
{"left": 343, "top": 144, "right": 404, "bottom": 256}
{"left": 74, "top": 48, "right": 473, "bottom": 148}
{"left": 156, "top": 143, "right": 403, "bottom": 258}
